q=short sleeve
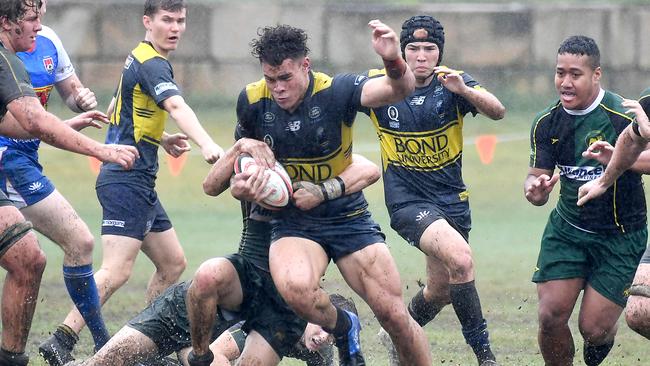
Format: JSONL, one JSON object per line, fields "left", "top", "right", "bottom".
{"left": 40, "top": 26, "right": 75, "bottom": 83}
{"left": 235, "top": 88, "right": 257, "bottom": 140}
{"left": 332, "top": 73, "right": 369, "bottom": 126}
{"left": 0, "top": 50, "right": 36, "bottom": 114}
{"left": 138, "top": 57, "right": 181, "bottom": 106}
{"left": 529, "top": 113, "right": 555, "bottom": 169}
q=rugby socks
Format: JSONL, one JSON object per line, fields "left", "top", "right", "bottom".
{"left": 63, "top": 264, "right": 110, "bottom": 349}
{"left": 325, "top": 306, "right": 352, "bottom": 339}
{"left": 450, "top": 281, "right": 496, "bottom": 364}
{"left": 408, "top": 287, "right": 444, "bottom": 326}
{"left": 583, "top": 340, "right": 614, "bottom": 366}
{"left": 0, "top": 348, "right": 29, "bottom": 366}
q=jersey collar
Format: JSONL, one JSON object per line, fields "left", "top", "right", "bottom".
{"left": 563, "top": 88, "right": 605, "bottom": 116}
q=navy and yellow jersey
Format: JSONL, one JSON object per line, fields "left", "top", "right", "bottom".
{"left": 238, "top": 201, "right": 273, "bottom": 272}
{"left": 235, "top": 71, "right": 371, "bottom": 220}
{"left": 360, "top": 68, "right": 479, "bottom": 217}
{"left": 98, "top": 41, "right": 181, "bottom": 189}
{"left": 530, "top": 89, "right": 646, "bottom": 234}
{"left": 0, "top": 42, "right": 36, "bottom": 119}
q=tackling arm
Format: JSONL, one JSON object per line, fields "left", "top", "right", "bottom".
{"left": 163, "top": 95, "right": 224, "bottom": 163}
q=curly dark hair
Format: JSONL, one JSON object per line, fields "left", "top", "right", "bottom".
{"left": 0, "top": 0, "right": 40, "bottom": 24}
{"left": 558, "top": 35, "right": 600, "bottom": 69}
{"left": 144, "top": 0, "right": 186, "bottom": 17}
{"left": 250, "top": 24, "right": 310, "bottom": 66}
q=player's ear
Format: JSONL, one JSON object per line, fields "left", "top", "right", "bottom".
{"left": 302, "top": 57, "right": 311, "bottom": 72}
{"left": 593, "top": 66, "right": 602, "bottom": 82}
{"left": 142, "top": 15, "right": 151, "bottom": 31}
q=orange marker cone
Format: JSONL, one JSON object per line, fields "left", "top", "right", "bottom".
{"left": 475, "top": 134, "right": 497, "bottom": 165}
{"left": 88, "top": 156, "right": 102, "bottom": 175}
{"left": 167, "top": 154, "right": 188, "bottom": 177}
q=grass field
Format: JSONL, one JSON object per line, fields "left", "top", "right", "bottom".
{"left": 5, "top": 97, "right": 650, "bottom": 365}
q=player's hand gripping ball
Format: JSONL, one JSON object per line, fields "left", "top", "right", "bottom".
{"left": 234, "top": 154, "right": 293, "bottom": 210}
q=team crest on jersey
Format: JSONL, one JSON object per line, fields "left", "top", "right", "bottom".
{"left": 433, "top": 85, "right": 443, "bottom": 96}
{"left": 42, "top": 56, "right": 54, "bottom": 74}
{"left": 309, "top": 106, "right": 322, "bottom": 120}
{"left": 387, "top": 106, "right": 400, "bottom": 129}
{"left": 585, "top": 130, "right": 604, "bottom": 147}
{"left": 263, "top": 112, "right": 276, "bottom": 124}
{"left": 263, "top": 134, "right": 274, "bottom": 149}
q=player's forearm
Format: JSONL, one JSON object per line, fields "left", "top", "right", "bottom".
{"left": 459, "top": 86, "right": 505, "bottom": 120}
{"left": 602, "top": 128, "right": 648, "bottom": 183}
{"left": 361, "top": 66, "right": 415, "bottom": 108}
{"left": 171, "top": 104, "right": 214, "bottom": 149}
{"left": 8, "top": 97, "right": 104, "bottom": 157}
{"left": 203, "top": 144, "right": 239, "bottom": 196}
{"left": 0, "top": 112, "right": 35, "bottom": 139}
{"left": 340, "top": 155, "right": 381, "bottom": 194}
{"left": 629, "top": 149, "right": 650, "bottom": 174}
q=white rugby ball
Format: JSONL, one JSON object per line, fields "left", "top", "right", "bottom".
{"left": 234, "top": 154, "right": 293, "bottom": 210}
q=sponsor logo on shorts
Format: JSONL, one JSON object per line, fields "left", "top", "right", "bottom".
{"left": 416, "top": 210, "right": 430, "bottom": 222}
{"left": 557, "top": 164, "right": 603, "bottom": 181}
{"left": 154, "top": 82, "right": 178, "bottom": 96}
{"left": 28, "top": 182, "right": 43, "bottom": 192}
{"left": 102, "top": 220, "right": 125, "bottom": 228}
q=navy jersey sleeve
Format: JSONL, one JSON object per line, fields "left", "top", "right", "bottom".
{"left": 455, "top": 72, "right": 480, "bottom": 117}
{"left": 0, "top": 49, "right": 36, "bottom": 117}
{"left": 333, "top": 73, "right": 369, "bottom": 126}
{"left": 235, "top": 88, "right": 257, "bottom": 140}
{"left": 138, "top": 57, "right": 181, "bottom": 106}
{"left": 529, "top": 112, "right": 555, "bottom": 169}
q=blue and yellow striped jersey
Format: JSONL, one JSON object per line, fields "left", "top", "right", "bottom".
{"left": 362, "top": 69, "right": 479, "bottom": 220}
{"left": 99, "top": 42, "right": 181, "bottom": 189}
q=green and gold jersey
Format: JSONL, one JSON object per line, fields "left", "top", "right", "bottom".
{"left": 530, "top": 89, "right": 646, "bottom": 234}
{"left": 98, "top": 42, "right": 181, "bottom": 189}
{"left": 235, "top": 71, "right": 369, "bottom": 220}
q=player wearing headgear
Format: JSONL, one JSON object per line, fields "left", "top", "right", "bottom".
{"left": 361, "top": 15, "right": 505, "bottom": 366}
{"left": 526, "top": 35, "right": 648, "bottom": 366}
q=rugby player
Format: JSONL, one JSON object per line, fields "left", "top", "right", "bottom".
{"left": 360, "top": 15, "right": 505, "bottom": 366}
{"left": 0, "top": 0, "right": 115, "bottom": 357}
{"left": 71, "top": 278, "right": 352, "bottom": 366}
{"left": 39, "top": 1, "right": 224, "bottom": 364}
{"left": 524, "top": 35, "right": 647, "bottom": 366}
{"left": 215, "top": 22, "right": 432, "bottom": 366}
{"left": 578, "top": 89, "right": 650, "bottom": 341}
{"left": 187, "top": 136, "right": 382, "bottom": 366}
{"left": 0, "top": 0, "right": 138, "bottom": 364}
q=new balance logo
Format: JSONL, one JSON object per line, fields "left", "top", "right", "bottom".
{"left": 410, "top": 96, "right": 426, "bottom": 105}
{"left": 28, "top": 182, "right": 43, "bottom": 191}
{"left": 416, "top": 210, "right": 430, "bottom": 222}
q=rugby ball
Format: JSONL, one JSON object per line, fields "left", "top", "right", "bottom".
{"left": 234, "top": 154, "right": 293, "bottom": 210}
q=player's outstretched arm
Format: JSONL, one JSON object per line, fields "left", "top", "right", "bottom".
{"left": 55, "top": 74, "right": 98, "bottom": 112}
{"left": 524, "top": 167, "right": 559, "bottom": 206}
{"left": 163, "top": 95, "right": 224, "bottom": 164}
{"left": 7, "top": 95, "right": 139, "bottom": 169}
{"left": 433, "top": 66, "right": 505, "bottom": 120}
{"left": 292, "top": 153, "right": 381, "bottom": 210}
{"left": 581, "top": 138, "right": 650, "bottom": 174}
{"left": 360, "top": 20, "right": 415, "bottom": 108}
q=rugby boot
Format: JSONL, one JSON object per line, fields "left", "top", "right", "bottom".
{"left": 38, "top": 328, "right": 77, "bottom": 366}
{"left": 479, "top": 361, "right": 499, "bottom": 366}
{"left": 377, "top": 327, "right": 400, "bottom": 366}
{"left": 334, "top": 310, "right": 365, "bottom": 366}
